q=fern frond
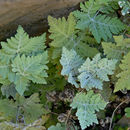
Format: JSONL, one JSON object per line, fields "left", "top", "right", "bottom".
{"left": 0, "top": 76, "right": 10, "bottom": 85}
{"left": 0, "top": 93, "right": 44, "bottom": 124}
{"left": 48, "top": 123, "right": 66, "bottom": 130}
{"left": 60, "top": 47, "right": 84, "bottom": 87}
{"left": 70, "top": 90, "right": 107, "bottom": 129}
{"left": 78, "top": 54, "right": 117, "bottom": 90}
{"left": 48, "top": 13, "right": 76, "bottom": 48}
{"left": 75, "top": 42, "right": 99, "bottom": 58}
{"left": 74, "top": 12, "right": 125, "bottom": 43}
{"left": 102, "top": 35, "right": 130, "bottom": 60}
{"left": 73, "top": 0, "right": 125, "bottom": 43}
{"left": 0, "top": 26, "right": 46, "bottom": 63}
{"left": 0, "top": 62, "right": 10, "bottom": 79}
{"left": 1, "top": 83, "right": 17, "bottom": 98}
{"left": 11, "top": 53, "right": 48, "bottom": 95}
{"left": 114, "top": 52, "right": 130, "bottom": 92}
{"left": 80, "top": 0, "right": 109, "bottom": 15}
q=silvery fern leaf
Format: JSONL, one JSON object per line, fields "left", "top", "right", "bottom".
{"left": 70, "top": 90, "right": 107, "bottom": 129}
{"left": 0, "top": 62, "right": 10, "bottom": 79}
{"left": 78, "top": 54, "right": 117, "bottom": 90}
{"left": 11, "top": 53, "right": 48, "bottom": 95}
{"left": 73, "top": 0, "right": 125, "bottom": 43}
{"left": 0, "top": 26, "right": 46, "bottom": 63}
{"left": 60, "top": 47, "right": 84, "bottom": 87}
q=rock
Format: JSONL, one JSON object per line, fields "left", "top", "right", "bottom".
{"left": 0, "top": 0, "right": 83, "bottom": 40}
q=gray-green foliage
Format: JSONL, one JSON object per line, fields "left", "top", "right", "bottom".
{"left": 70, "top": 90, "right": 107, "bottom": 129}
{"left": 78, "top": 53, "right": 117, "bottom": 90}
{"left": 48, "top": 13, "right": 99, "bottom": 59}
{"left": 102, "top": 35, "right": 130, "bottom": 61}
{"left": 48, "top": 123, "right": 66, "bottom": 130}
{"left": 1, "top": 84, "right": 17, "bottom": 98}
{"left": 60, "top": 47, "right": 117, "bottom": 90}
{"left": 73, "top": 0, "right": 125, "bottom": 43}
{"left": 60, "top": 47, "right": 84, "bottom": 87}
{"left": 0, "top": 26, "right": 48, "bottom": 96}
{"left": 0, "top": 93, "right": 44, "bottom": 124}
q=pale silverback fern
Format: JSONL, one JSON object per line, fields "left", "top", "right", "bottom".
{"left": 60, "top": 47, "right": 117, "bottom": 90}
{"left": 70, "top": 90, "right": 107, "bottom": 129}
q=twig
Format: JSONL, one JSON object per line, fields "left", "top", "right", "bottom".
{"left": 109, "top": 99, "right": 130, "bottom": 130}
{"left": 50, "top": 111, "right": 59, "bottom": 116}
{"left": 65, "top": 108, "right": 72, "bottom": 126}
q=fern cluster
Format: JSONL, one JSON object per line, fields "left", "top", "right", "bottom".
{"left": 0, "top": 26, "right": 48, "bottom": 95}
{"left": 73, "top": 0, "right": 125, "bottom": 43}
{"left": 60, "top": 47, "right": 117, "bottom": 90}
{"left": 0, "top": 0, "right": 129, "bottom": 129}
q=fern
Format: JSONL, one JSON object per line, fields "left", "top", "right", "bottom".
{"left": 0, "top": 26, "right": 48, "bottom": 96}
{"left": 70, "top": 90, "right": 107, "bottom": 129}
{"left": 78, "top": 53, "right": 117, "bottom": 90}
{"left": 114, "top": 52, "right": 130, "bottom": 92}
{"left": 0, "top": 93, "right": 44, "bottom": 124}
{"left": 73, "top": 0, "right": 125, "bottom": 43}
{"left": 11, "top": 53, "right": 48, "bottom": 95}
{"left": 48, "top": 14, "right": 99, "bottom": 59}
{"left": 60, "top": 47, "right": 84, "bottom": 87}
{"left": 0, "top": 26, "right": 46, "bottom": 64}
{"left": 125, "top": 107, "right": 130, "bottom": 118}
{"left": 60, "top": 48, "right": 117, "bottom": 90}
{"left": 79, "top": 0, "right": 109, "bottom": 15}
{"left": 1, "top": 84, "right": 17, "bottom": 98}
{"left": 102, "top": 35, "right": 130, "bottom": 60}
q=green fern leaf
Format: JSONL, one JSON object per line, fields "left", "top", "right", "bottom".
{"left": 0, "top": 99, "right": 17, "bottom": 121}
{"left": 11, "top": 53, "right": 48, "bottom": 95}
{"left": 0, "top": 76, "right": 10, "bottom": 85}
{"left": 75, "top": 42, "right": 99, "bottom": 58}
{"left": 79, "top": 0, "right": 109, "bottom": 15}
{"left": 0, "top": 93, "right": 44, "bottom": 124}
{"left": 0, "top": 26, "right": 46, "bottom": 63}
{"left": 1, "top": 83, "right": 17, "bottom": 98}
{"left": 48, "top": 13, "right": 76, "bottom": 48}
{"left": 114, "top": 52, "right": 130, "bottom": 92}
{"left": 102, "top": 35, "right": 130, "bottom": 60}
{"left": 48, "top": 13, "right": 99, "bottom": 59}
{"left": 73, "top": 0, "right": 125, "bottom": 43}
{"left": 70, "top": 90, "right": 107, "bottom": 129}
{"left": 125, "top": 107, "right": 130, "bottom": 118}
{"left": 0, "top": 62, "right": 10, "bottom": 79}
{"left": 60, "top": 47, "right": 84, "bottom": 87}
{"left": 48, "top": 123, "right": 66, "bottom": 130}
{"left": 78, "top": 53, "right": 117, "bottom": 90}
